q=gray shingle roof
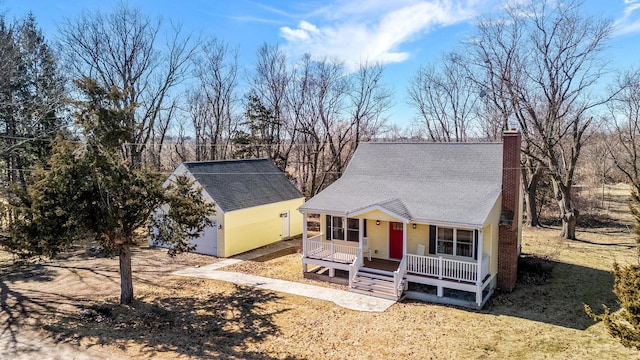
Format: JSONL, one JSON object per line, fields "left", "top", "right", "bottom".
{"left": 183, "top": 159, "right": 303, "bottom": 212}
{"left": 299, "top": 142, "right": 503, "bottom": 227}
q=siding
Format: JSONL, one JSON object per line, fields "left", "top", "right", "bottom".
{"left": 221, "top": 197, "right": 304, "bottom": 257}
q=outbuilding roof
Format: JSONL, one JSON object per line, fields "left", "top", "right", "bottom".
{"left": 183, "top": 159, "right": 303, "bottom": 212}
{"left": 298, "top": 142, "right": 504, "bottom": 228}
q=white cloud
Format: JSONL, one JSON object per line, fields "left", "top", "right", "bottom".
{"left": 615, "top": 2, "right": 640, "bottom": 35}
{"left": 278, "top": 0, "right": 494, "bottom": 72}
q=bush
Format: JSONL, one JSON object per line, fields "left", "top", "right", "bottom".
{"left": 586, "top": 264, "right": 640, "bottom": 349}
{"left": 586, "top": 185, "right": 640, "bottom": 349}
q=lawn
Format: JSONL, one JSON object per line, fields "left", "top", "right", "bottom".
{"left": 0, "top": 184, "right": 638, "bottom": 359}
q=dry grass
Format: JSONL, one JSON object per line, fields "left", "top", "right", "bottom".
{"left": 1, "top": 184, "right": 639, "bottom": 359}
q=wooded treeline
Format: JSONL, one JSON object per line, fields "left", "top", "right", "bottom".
{"left": 1, "top": 1, "right": 640, "bottom": 240}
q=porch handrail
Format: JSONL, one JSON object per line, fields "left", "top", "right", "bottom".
{"left": 393, "top": 256, "right": 407, "bottom": 298}
{"left": 349, "top": 249, "right": 362, "bottom": 288}
{"left": 406, "top": 253, "right": 483, "bottom": 283}
{"left": 304, "top": 236, "right": 358, "bottom": 263}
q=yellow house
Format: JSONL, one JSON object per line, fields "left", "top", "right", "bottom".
{"left": 298, "top": 131, "right": 523, "bottom": 309}
{"left": 158, "top": 159, "right": 304, "bottom": 257}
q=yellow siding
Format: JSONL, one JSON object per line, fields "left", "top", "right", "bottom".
{"left": 484, "top": 195, "right": 502, "bottom": 276}
{"left": 407, "top": 224, "right": 429, "bottom": 255}
{"left": 358, "top": 209, "right": 401, "bottom": 223}
{"left": 221, "top": 197, "right": 305, "bottom": 257}
{"left": 366, "top": 219, "right": 389, "bottom": 259}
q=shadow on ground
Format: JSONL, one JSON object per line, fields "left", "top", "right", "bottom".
{"left": 484, "top": 255, "right": 617, "bottom": 330}
{"left": 42, "top": 284, "right": 296, "bottom": 359}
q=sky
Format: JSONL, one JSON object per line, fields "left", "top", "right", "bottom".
{"left": 4, "top": 0, "right": 640, "bottom": 128}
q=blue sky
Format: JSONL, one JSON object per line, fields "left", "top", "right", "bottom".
{"left": 5, "top": 0, "right": 640, "bottom": 128}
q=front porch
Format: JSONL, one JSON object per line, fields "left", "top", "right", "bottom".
{"left": 301, "top": 216, "right": 495, "bottom": 308}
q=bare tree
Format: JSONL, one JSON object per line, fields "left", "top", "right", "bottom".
{"left": 189, "top": 37, "right": 239, "bottom": 161}
{"left": 58, "top": 3, "right": 196, "bottom": 169}
{"left": 470, "top": 0, "right": 614, "bottom": 238}
{"left": 349, "top": 61, "right": 392, "bottom": 147}
{"left": 247, "top": 43, "right": 295, "bottom": 170}
{"left": 409, "top": 52, "right": 481, "bottom": 142}
{"left": 609, "top": 70, "right": 640, "bottom": 193}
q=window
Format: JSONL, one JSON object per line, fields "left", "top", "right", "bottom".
{"left": 347, "top": 218, "right": 359, "bottom": 242}
{"left": 327, "top": 216, "right": 360, "bottom": 242}
{"left": 436, "top": 227, "right": 475, "bottom": 258}
{"left": 329, "top": 216, "right": 344, "bottom": 240}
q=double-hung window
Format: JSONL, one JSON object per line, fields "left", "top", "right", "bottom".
{"left": 327, "top": 216, "right": 360, "bottom": 242}
{"left": 328, "top": 216, "right": 344, "bottom": 240}
{"left": 436, "top": 227, "right": 474, "bottom": 258}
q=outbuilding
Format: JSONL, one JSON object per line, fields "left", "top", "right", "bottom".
{"left": 156, "top": 158, "right": 304, "bottom": 257}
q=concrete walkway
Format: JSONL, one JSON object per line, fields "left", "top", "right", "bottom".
{"left": 172, "top": 261, "right": 395, "bottom": 312}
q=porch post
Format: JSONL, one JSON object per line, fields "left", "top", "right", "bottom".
{"left": 302, "top": 213, "right": 308, "bottom": 273}
{"left": 476, "top": 229, "right": 483, "bottom": 286}
{"left": 302, "top": 213, "right": 308, "bottom": 255}
{"left": 359, "top": 218, "right": 364, "bottom": 266}
{"left": 358, "top": 218, "right": 364, "bottom": 249}
{"left": 402, "top": 222, "right": 407, "bottom": 258}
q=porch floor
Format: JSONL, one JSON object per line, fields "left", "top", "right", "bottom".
{"left": 364, "top": 258, "right": 400, "bottom": 272}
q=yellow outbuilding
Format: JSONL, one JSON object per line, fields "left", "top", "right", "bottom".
{"left": 157, "top": 159, "right": 304, "bottom": 257}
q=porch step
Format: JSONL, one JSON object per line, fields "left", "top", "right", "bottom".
{"left": 350, "top": 268, "right": 402, "bottom": 301}
{"left": 356, "top": 270, "right": 394, "bottom": 281}
{"left": 350, "top": 287, "right": 399, "bottom": 301}
{"left": 359, "top": 267, "right": 394, "bottom": 276}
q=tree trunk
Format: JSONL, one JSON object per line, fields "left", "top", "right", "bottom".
{"left": 119, "top": 244, "right": 134, "bottom": 304}
{"left": 560, "top": 208, "right": 578, "bottom": 240}
{"left": 523, "top": 172, "right": 540, "bottom": 227}
{"left": 521, "top": 158, "right": 542, "bottom": 227}
{"left": 554, "top": 180, "right": 579, "bottom": 240}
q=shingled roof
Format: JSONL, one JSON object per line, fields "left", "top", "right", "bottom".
{"left": 183, "top": 159, "right": 303, "bottom": 212}
{"left": 299, "top": 142, "right": 504, "bottom": 228}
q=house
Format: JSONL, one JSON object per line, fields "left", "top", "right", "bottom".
{"left": 155, "top": 159, "right": 305, "bottom": 257}
{"left": 298, "top": 131, "right": 522, "bottom": 309}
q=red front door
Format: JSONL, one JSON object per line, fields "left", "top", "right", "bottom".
{"left": 389, "top": 222, "right": 403, "bottom": 259}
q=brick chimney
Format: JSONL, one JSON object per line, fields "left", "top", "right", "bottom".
{"left": 497, "top": 130, "right": 521, "bottom": 291}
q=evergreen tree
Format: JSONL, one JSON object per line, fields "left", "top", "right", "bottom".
{"left": 0, "top": 13, "right": 66, "bottom": 196}
{"left": 586, "top": 186, "right": 640, "bottom": 349}
{"left": 6, "top": 78, "right": 214, "bottom": 304}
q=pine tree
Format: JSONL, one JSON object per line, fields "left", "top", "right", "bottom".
{"left": 6, "top": 78, "right": 214, "bottom": 304}
{"left": 586, "top": 186, "right": 640, "bottom": 349}
{"left": 0, "top": 13, "right": 66, "bottom": 196}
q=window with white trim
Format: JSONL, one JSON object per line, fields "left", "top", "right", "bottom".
{"left": 347, "top": 218, "right": 359, "bottom": 242}
{"left": 436, "top": 227, "right": 474, "bottom": 258}
{"left": 327, "top": 216, "right": 360, "bottom": 242}
{"left": 328, "top": 216, "right": 344, "bottom": 240}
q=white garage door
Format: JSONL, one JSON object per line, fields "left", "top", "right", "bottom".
{"left": 189, "top": 219, "right": 218, "bottom": 256}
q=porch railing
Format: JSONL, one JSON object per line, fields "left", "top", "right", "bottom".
{"left": 348, "top": 248, "right": 362, "bottom": 288}
{"left": 406, "top": 253, "right": 489, "bottom": 283}
{"left": 394, "top": 255, "right": 407, "bottom": 298}
{"left": 304, "top": 235, "right": 358, "bottom": 263}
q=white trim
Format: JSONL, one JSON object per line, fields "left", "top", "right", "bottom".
{"left": 435, "top": 226, "right": 476, "bottom": 259}
{"left": 347, "top": 205, "right": 410, "bottom": 223}
{"left": 411, "top": 218, "right": 484, "bottom": 229}
{"left": 299, "top": 209, "right": 348, "bottom": 217}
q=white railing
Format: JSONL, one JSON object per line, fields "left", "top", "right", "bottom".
{"left": 480, "top": 254, "right": 489, "bottom": 281}
{"left": 406, "top": 253, "right": 487, "bottom": 283}
{"left": 394, "top": 256, "right": 407, "bottom": 297}
{"left": 304, "top": 235, "right": 358, "bottom": 263}
{"left": 348, "top": 251, "right": 361, "bottom": 288}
